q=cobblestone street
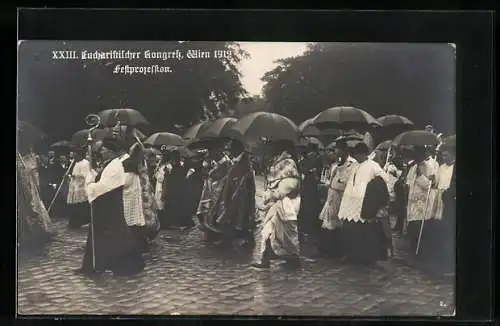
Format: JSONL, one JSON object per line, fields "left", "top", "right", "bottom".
{"left": 17, "top": 179, "right": 454, "bottom": 316}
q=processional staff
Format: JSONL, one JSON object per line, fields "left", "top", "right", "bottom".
{"left": 85, "top": 113, "right": 101, "bottom": 271}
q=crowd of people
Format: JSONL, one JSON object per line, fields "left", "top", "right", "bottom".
{"left": 17, "top": 124, "right": 455, "bottom": 278}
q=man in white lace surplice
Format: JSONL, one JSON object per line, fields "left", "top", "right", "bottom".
{"left": 338, "top": 146, "right": 389, "bottom": 224}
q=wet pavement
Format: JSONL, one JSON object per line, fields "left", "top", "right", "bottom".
{"left": 17, "top": 178, "right": 454, "bottom": 316}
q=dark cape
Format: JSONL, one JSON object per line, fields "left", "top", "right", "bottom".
{"left": 80, "top": 160, "right": 145, "bottom": 275}
{"left": 213, "top": 153, "right": 256, "bottom": 242}
{"left": 361, "top": 176, "right": 390, "bottom": 221}
{"left": 160, "top": 163, "right": 192, "bottom": 228}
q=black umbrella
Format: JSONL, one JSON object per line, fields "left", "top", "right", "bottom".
{"left": 377, "top": 115, "right": 414, "bottom": 128}
{"left": 392, "top": 130, "right": 439, "bottom": 147}
{"left": 144, "top": 132, "right": 186, "bottom": 148}
{"left": 98, "top": 108, "right": 149, "bottom": 127}
{"left": 71, "top": 128, "right": 108, "bottom": 148}
{"left": 312, "top": 106, "right": 382, "bottom": 129}
{"left": 299, "top": 117, "right": 321, "bottom": 137}
{"left": 183, "top": 121, "right": 211, "bottom": 140}
{"left": 227, "top": 112, "right": 300, "bottom": 147}
{"left": 50, "top": 140, "right": 74, "bottom": 150}
{"left": 297, "top": 136, "right": 324, "bottom": 150}
{"left": 198, "top": 117, "right": 238, "bottom": 139}
{"left": 375, "top": 140, "right": 393, "bottom": 151}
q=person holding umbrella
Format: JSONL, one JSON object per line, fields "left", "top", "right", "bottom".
{"left": 251, "top": 140, "right": 302, "bottom": 270}
{"left": 405, "top": 145, "right": 440, "bottom": 265}
{"left": 74, "top": 137, "right": 145, "bottom": 277}
{"left": 337, "top": 142, "right": 390, "bottom": 266}
{"left": 317, "top": 138, "right": 358, "bottom": 258}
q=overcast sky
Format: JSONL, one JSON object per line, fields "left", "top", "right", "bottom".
{"left": 238, "top": 42, "right": 309, "bottom": 96}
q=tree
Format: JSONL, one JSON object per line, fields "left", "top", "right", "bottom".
{"left": 18, "top": 41, "right": 249, "bottom": 142}
{"left": 261, "top": 42, "right": 456, "bottom": 134}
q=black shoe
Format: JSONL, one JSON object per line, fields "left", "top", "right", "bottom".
{"left": 250, "top": 262, "right": 270, "bottom": 269}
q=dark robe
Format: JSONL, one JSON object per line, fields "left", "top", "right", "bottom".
{"left": 297, "top": 153, "right": 322, "bottom": 237}
{"left": 441, "top": 165, "right": 455, "bottom": 274}
{"left": 40, "top": 159, "right": 60, "bottom": 209}
{"left": 341, "top": 176, "right": 389, "bottom": 265}
{"left": 160, "top": 163, "right": 192, "bottom": 228}
{"left": 79, "top": 159, "right": 145, "bottom": 276}
{"left": 393, "top": 159, "right": 411, "bottom": 233}
{"left": 214, "top": 153, "right": 256, "bottom": 243}
{"left": 185, "top": 159, "right": 205, "bottom": 219}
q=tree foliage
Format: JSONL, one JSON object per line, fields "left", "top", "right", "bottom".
{"left": 18, "top": 41, "right": 249, "bottom": 142}
{"left": 262, "top": 42, "right": 456, "bottom": 134}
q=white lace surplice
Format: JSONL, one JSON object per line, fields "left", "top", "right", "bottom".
{"left": 432, "top": 163, "right": 455, "bottom": 220}
{"left": 406, "top": 158, "right": 439, "bottom": 222}
{"left": 154, "top": 164, "right": 166, "bottom": 210}
{"left": 319, "top": 157, "right": 358, "bottom": 230}
{"left": 338, "top": 159, "right": 389, "bottom": 223}
{"left": 122, "top": 172, "right": 146, "bottom": 227}
{"left": 86, "top": 158, "right": 125, "bottom": 204}
{"left": 67, "top": 159, "right": 92, "bottom": 204}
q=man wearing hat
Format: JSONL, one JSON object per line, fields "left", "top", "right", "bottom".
{"left": 75, "top": 137, "right": 145, "bottom": 277}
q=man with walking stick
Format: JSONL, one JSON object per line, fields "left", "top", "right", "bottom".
{"left": 74, "top": 116, "right": 144, "bottom": 277}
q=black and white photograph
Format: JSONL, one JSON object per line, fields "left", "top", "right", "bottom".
{"left": 17, "top": 40, "right": 456, "bottom": 316}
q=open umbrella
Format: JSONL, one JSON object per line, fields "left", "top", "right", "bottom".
{"left": 71, "top": 128, "right": 108, "bottom": 148}
{"left": 340, "top": 132, "right": 375, "bottom": 151}
{"left": 312, "top": 106, "right": 382, "bottom": 129}
{"left": 161, "top": 145, "right": 196, "bottom": 158}
{"left": 375, "top": 140, "right": 393, "bottom": 151}
{"left": 183, "top": 121, "right": 211, "bottom": 140}
{"left": 226, "top": 112, "right": 300, "bottom": 146}
{"left": 198, "top": 117, "right": 238, "bottom": 139}
{"left": 299, "top": 117, "right": 321, "bottom": 137}
{"left": 392, "top": 130, "right": 439, "bottom": 147}
{"left": 377, "top": 115, "right": 414, "bottom": 128}
{"left": 98, "top": 108, "right": 149, "bottom": 127}
{"left": 50, "top": 140, "right": 74, "bottom": 150}
{"left": 144, "top": 132, "right": 186, "bottom": 148}
{"left": 297, "top": 136, "right": 324, "bottom": 150}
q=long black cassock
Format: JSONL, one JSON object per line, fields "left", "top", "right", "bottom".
{"left": 80, "top": 157, "right": 145, "bottom": 276}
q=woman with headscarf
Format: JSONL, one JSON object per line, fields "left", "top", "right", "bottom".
{"left": 317, "top": 139, "right": 358, "bottom": 258}
{"left": 251, "top": 140, "right": 302, "bottom": 270}
{"left": 66, "top": 148, "right": 92, "bottom": 229}
{"left": 74, "top": 137, "right": 145, "bottom": 277}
